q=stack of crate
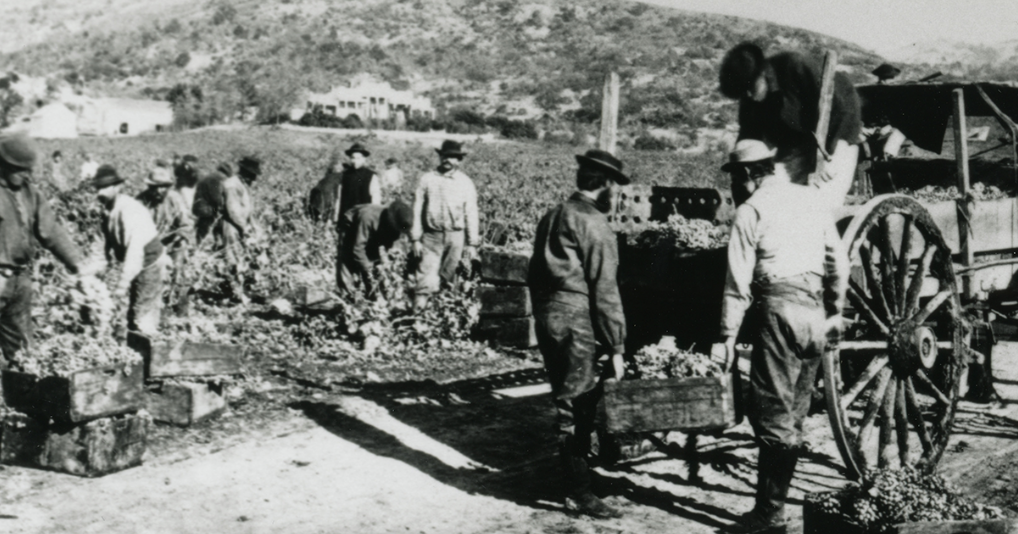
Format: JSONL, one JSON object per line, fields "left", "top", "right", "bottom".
{"left": 476, "top": 248, "right": 537, "bottom": 349}
{"left": 129, "top": 333, "right": 245, "bottom": 427}
{"left": 1, "top": 360, "right": 151, "bottom": 477}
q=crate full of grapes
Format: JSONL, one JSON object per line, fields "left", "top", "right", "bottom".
{"left": 604, "top": 337, "right": 736, "bottom": 434}
{"left": 2, "top": 335, "right": 144, "bottom": 423}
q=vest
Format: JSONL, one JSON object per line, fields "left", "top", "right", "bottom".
{"left": 338, "top": 167, "right": 375, "bottom": 218}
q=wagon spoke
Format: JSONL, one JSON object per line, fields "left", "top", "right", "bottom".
{"left": 847, "top": 285, "right": 892, "bottom": 336}
{"left": 914, "top": 369, "right": 952, "bottom": 407}
{"left": 860, "top": 245, "right": 892, "bottom": 321}
{"left": 878, "top": 378, "right": 898, "bottom": 468}
{"left": 911, "top": 289, "right": 953, "bottom": 326}
{"left": 841, "top": 354, "right": 890, "bottom": 410}
{"left": 895, "top": 378, "right": 911, "bottom": 465}
{"left": 896, "top": 216, "right": 915, "bottom": 310}
{"left": 905, "top": 244, "right": 937, "bottom": 317}
{"left": 905, "top": 377, "right": 933, "bottom": 454}
{"left": 878, "top": 217, "right": 898, "bottom": 316}
{"left": 856, "top": 367, "right": 893, "bottom": 451}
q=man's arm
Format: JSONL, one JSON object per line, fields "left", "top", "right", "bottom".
{"left": 224, "top": 182, "right": 251, "bottom": 239}
{"left": 331, "top": 174, "right": 343, "bottom": 225}
{"left": 463, "top": 176, "right": 480, "bottom": 247}
{"left": 410, "top": 174, "right": 427, "bottom": 242}
{"left": 31, "top": 188, "right": 82, "bottom": 273}
{"left": 720, "top": 205, "right": 761, "bottom": 339}
{"left": 369, "top": 173, "right": 382, "bottom": 205}
{"left": 580, "top": 216, "right": 626, "bottom": 357}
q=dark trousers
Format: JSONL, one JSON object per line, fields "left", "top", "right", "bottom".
{"left": 0, "top": 272, "right": 33, "bottom": 366}
{"left": 128, "top": 258, "right": 166, "bottom": 336}
{"left": 414, "top": 230, "right": 465, "bottom": 295}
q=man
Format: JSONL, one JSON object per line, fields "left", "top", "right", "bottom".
{"left": 193, "top": 157, "right": 260, "bottom": 303}
{"left": 331, "top": 142, "right": 382, "bottom": 224}
{"left": 719, "top": 42, "right": 862, "bottom": 210}
{"left": 0, "top": 134, "right": 88, "bottom": 364}
{"left": 714, "top": 140, "right": 845, "bottom": 533}
{"left": 136, "top": 159, "right": 193, "bottom": 314}
{"left": 336, "top": 200, "right": 413, "bottom": 298}
{"left": 79, "top": 152, "right": 98, "bottom": 182}
{"left": 306, "top": 155, "right": 343, "bottom": 223}
{"left": 48, "top": 150, "right": 68, "bottom": 192}
{"left": 380, "top": 157, "right": 404, "bottom": 200}
{"left": 410, "top": 140, "right": 479, "bottom": 311}
{"left": 91, "top": 164, "right": 167, "bottom": 336}
{"left": 174, "top": 154, "right": 200, "bottom": 212}
{"left": 528, "top": 149, "right": 629, "bottom": 519}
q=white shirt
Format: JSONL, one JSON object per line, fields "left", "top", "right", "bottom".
{"left": 105, "top": 194, "right": 160, "bottom": 293}
{"left": 80, "top": 160, "right": 99, "bottom": 181}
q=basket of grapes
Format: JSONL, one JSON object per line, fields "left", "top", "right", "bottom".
{"left": 603, "top": 336, "right": 736, "bottom": 434}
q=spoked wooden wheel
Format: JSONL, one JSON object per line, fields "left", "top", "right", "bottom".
{"left": 825, "top": 195, "right": 966, "bottom": 480}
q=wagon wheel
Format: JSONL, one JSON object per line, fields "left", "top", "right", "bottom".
{"left": 825, "top": 194, "right": 967, "bottom": 480}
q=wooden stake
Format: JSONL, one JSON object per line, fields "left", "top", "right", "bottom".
{"left": 813, "top": 50, "right": 838, "bottom": 180}
{"left": 599, "top": 72, "right": 620, "bottom": 155}
{"left": 953, "top": 88, "right": 974, "bottom": 299}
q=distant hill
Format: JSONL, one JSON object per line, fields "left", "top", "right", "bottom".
{"left": 884, "top": 39, "right": 1018, "bottom": 83}
{"left": 0, "top": 0, "right": 887, "bottom": 136}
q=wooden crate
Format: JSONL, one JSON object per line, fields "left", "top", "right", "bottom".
{"left": 145, "top": 381, "right": 227, "bottom": 426}
{"left": 603, "top": 374, "right": 735, "bottom": 434}
{"left": 480, "top": 249, "right": 530, "bottom": 285}
{"left": 2, "top": 363, "right": 145, "bottom": 423}
{"left": 1, "top": 412, "right": 151, "bottom": 477}
{"left": 477, "top": 316, "right": 537, "bottom": 349}
{"left": 478, "top": 285, "right": 532, "bottom": 317}
{"left": 802, "top": 499, "right": 1018, "bottom": 534}
{"left": 802, "top": 499, "right": 867, "bottom": 534}
{"left": 129, "top": 333, "right": 245, "bottom": 378}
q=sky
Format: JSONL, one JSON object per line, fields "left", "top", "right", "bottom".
{"left": 641, "top": 0, "right": 1018, "bottom": 60}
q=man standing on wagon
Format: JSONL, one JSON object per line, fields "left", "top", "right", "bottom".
{"left": 715, "top": 140, "right": 846, "bottom": 533}
{"left": 528, "top": 149, "right": 629, "bottom": 519}
{"left": 718, "top": 42, "right": 863, "bottom": 210}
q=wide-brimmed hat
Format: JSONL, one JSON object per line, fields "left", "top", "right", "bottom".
{"left": 436, "top": 140, "right": 467, "bottom": 158}
{"left": 217, "top": 162, "right": 233, "bottom": 176}
{"left": 90, "top": 164, "right": 124, "bottom": 189}
{"left": 720, "top": 139, "right": 777, "bottom": 172}
{"left": 575, "top": 149, "right": 629, "bottom": 185}
{"left": 382, "top": 200, "right": 413, "bottom": 235}
{"left": 872, "top": 63, "right": 901, "bottom": 81}
{"left": 0, "top": 133, "right": 38, "bottom": 169}
{"left": 345, "top": 143, "right": 370, "bottom": 158}
{"left": 145, "top": 165, "right": 175, "bottom": 187}
{"left": 238, "top": 156, "right": 261, "bottom": 177}
{"left": 719, "top": 42, "right": 766, "bottom": 99}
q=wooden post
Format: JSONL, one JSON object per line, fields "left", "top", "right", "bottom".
{"left": 953, "top": 88, "right": 974, "bottom": 300}
{"left": 813, "top": 50, "right": 838, "bottom": 181}
{"left": 599, "top": 72, "right": 620, "bottom": 155}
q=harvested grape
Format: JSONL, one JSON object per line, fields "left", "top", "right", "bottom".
{"left": 622, "top": 214, "right": 730, "bottom": 250}
{"left": 11, "top": 334, "right": 142, "bottom": 378}
{"left": 630, "top": 336, "right": 722, "bottom": 379}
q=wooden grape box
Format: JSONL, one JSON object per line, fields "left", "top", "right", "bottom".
{"left": 478, "top": 285, "right": 532, "bottom": 317}
{"left": 803, "top": 498, "right": 867, "bottom": 534}
{"left": 477, "top": 316, "right": 537, "bottom": 349}
{"left": 145, "top": 381, "right": 227, "bottom": 427}
{"left": 802, "top": 498, "right": 1018, "bottom": 534}
{"left": 128, "top": 333, "right": 245, "bottom": 378}
{"left": 480, "top": 249, "right": 530, "bottom": 285}
{"left": 603, "top": 374, "right": 736, "bottom": 434}
{"left": 1, "top": 412, "right": 151, "bottom": 477}
{"left": 2, "top": 363, "right": 145, "bottom": 423}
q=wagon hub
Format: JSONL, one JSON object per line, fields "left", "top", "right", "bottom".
{"left": 890, "top": 324, "right": 938, "bottom": 374}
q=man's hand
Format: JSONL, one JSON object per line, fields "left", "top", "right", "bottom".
{"left": 412, "top": 240, "right": 424, "bottom": 258}
{"left": 611, "top": 353, "right": 625, "bottom": 381}
{"left": 825, "top": 315, "right": 845, "bottom": 345}
{"left": 711, "top": 337, "right": 738, "bottom": 372}
{"left": 463, "top": 246, "right": 477, "bottom": 262}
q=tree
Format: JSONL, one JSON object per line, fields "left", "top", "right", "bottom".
{"left": 535, "top": 88, "right": 569, "bottom": 113}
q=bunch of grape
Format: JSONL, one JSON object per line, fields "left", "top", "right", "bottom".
{"left": 904, "top": 183, "right": 1009, "bottom": 203}
{"left": 630, "top": 336, "right": 722, "bottom": 379}
{"left": 807, "top": 467, "right": 1005, "bottom": 533}
{"left": 624, "top": 214, "right": 730, "bottom": 250}
{"left": 156, "top": 315, "right": 233, "bottom": 344}
{"left": 11, "top": 334, "right": 143, "bottom": 378}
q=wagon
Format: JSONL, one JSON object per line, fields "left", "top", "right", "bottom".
{"left": 609, "top": 80, "right": 1018, "bottom": 481}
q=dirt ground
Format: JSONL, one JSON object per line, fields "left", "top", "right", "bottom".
{"left": 4, "top": 345, "right": 1018, "bottom": 534}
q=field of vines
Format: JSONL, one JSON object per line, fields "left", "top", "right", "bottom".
{"left": 29, "top": 127, "right": 729, "bottom": 387}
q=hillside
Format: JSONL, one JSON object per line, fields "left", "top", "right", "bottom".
{"left": 0, "top": 0, "right": 884, "bottom": 134}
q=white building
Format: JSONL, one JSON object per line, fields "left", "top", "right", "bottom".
{"left": 75, "top": 98, "right": 173, "bottom": 136}
{"left": 12, "top": 102, "right": 79, "bottom": 139}
{"left": 306, "top": 81, "right": 434, "bottom": 122}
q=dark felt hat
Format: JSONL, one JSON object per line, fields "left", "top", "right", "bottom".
{"left": 345, "top": 143, "right": 370, "bottom": 158}
{"left": 436, "top": 140, "right": 467, "bottom": 158}
{"left": 872, "top": 63, "right": 901, "bottom": 81}
{"left": 0, "top": 133, "right": 38, "bottom": 169}
{"left": 182, "top": 154, "right": 198, "bottom": 163}
{"left": 719, "top": 42, "right": 766, "bottom": 99}
{"left": 575, "top": 149, "right": 630, "bottom": 185}
{"left": 382, "top": 200, "right": 414, "bottom": 235}
{"left": 90, "top": 164, "right": 124, "bottom": 189}
{"left": 238, "top": 156, "right": 261, "bottom": 177}
{"left": 217, "top": 162, "right": 233, "bottom": 176}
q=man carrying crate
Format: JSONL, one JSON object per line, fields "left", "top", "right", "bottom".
{"left": 715, "top": 140, "right": 846, "bottom": 533}
{"left": 528, "top": 149, "right": 629, "bottom": 519}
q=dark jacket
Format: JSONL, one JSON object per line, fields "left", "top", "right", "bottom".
{"left": 306, "top": 170, "right": 342, "bottom": 223}
{"left": 0, "top": 181, "right": 80, "bottom": 272}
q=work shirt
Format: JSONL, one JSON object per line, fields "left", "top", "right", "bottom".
{"left": 194, "top": 175, "right": 252, "bottom": 232}
{"left": 381, "top": 167, "right": 404, "bottom": 195}
{"left": 103, "top": 195, "right": 163, "bottom": 293}
{"left": 529, "top": 192, "right": 626, "bottom": 356}
{"left": 0, "top": 181, "right": 80, "bottom": 272}
{"left": 340, "top": 204, "right": 397, "bottom": 273}
{"left": 737, "top": 51, "right": 862, "bottom": 183}
{"left": 221, "top": 176, "right": 252, "bottom": 232}
{"left": 720, "top": 174, "right": 846, "bottom": 337}
{"left": 136, "top": 188, "right": 193, "bottom": 249}
{"left": 411, "top": 168, "right": 480, "bottom": 246}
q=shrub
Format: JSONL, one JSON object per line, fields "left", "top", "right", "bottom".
{"left": 634, "top": 135, "right": 675, "bottom": 151}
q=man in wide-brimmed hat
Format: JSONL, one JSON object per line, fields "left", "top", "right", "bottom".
{"left": 718, "top": 42, "right": 862, "bottom": 210}
{"left": 0, "top": 133, "right": 91, "bottom": 365}
{"left": 527, "top": 148, "right": 630, "bottom": 519}
{"left": 174, "top": 154, "right": 200, "bottom": 212}
{"left": 90, "top": 164, "right": 168, "bottom": 336}
{"left": 409, "top": 140, "right": 479, "bottom": 311}
{"left": 336, "top": 200, "right": 414, "bottom": 298}
{"left": 137, "top": 159, "right": 194, "bottom": 314}
{"left": 331, "top": 142, "right": 382, "bottom": 223}
{"left": 714, "top": 139, "right": 846, "bottom": 533}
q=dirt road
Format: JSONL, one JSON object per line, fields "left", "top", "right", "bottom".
{"left": 5, "top": 347, "right": 1018, "bottom": 534}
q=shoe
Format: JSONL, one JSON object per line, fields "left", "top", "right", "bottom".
{"left": 565, "top": 492, "right": 623, "bottom": 519}
{"left": 727, "top": 507, "right": 786, "bottom": 534}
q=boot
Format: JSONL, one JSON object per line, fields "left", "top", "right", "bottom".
{"left": 559, "top": 435, "right": 622, "bottom": 519}
{"left": 730, "top": 445, "right": 799, "bottom": 533}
